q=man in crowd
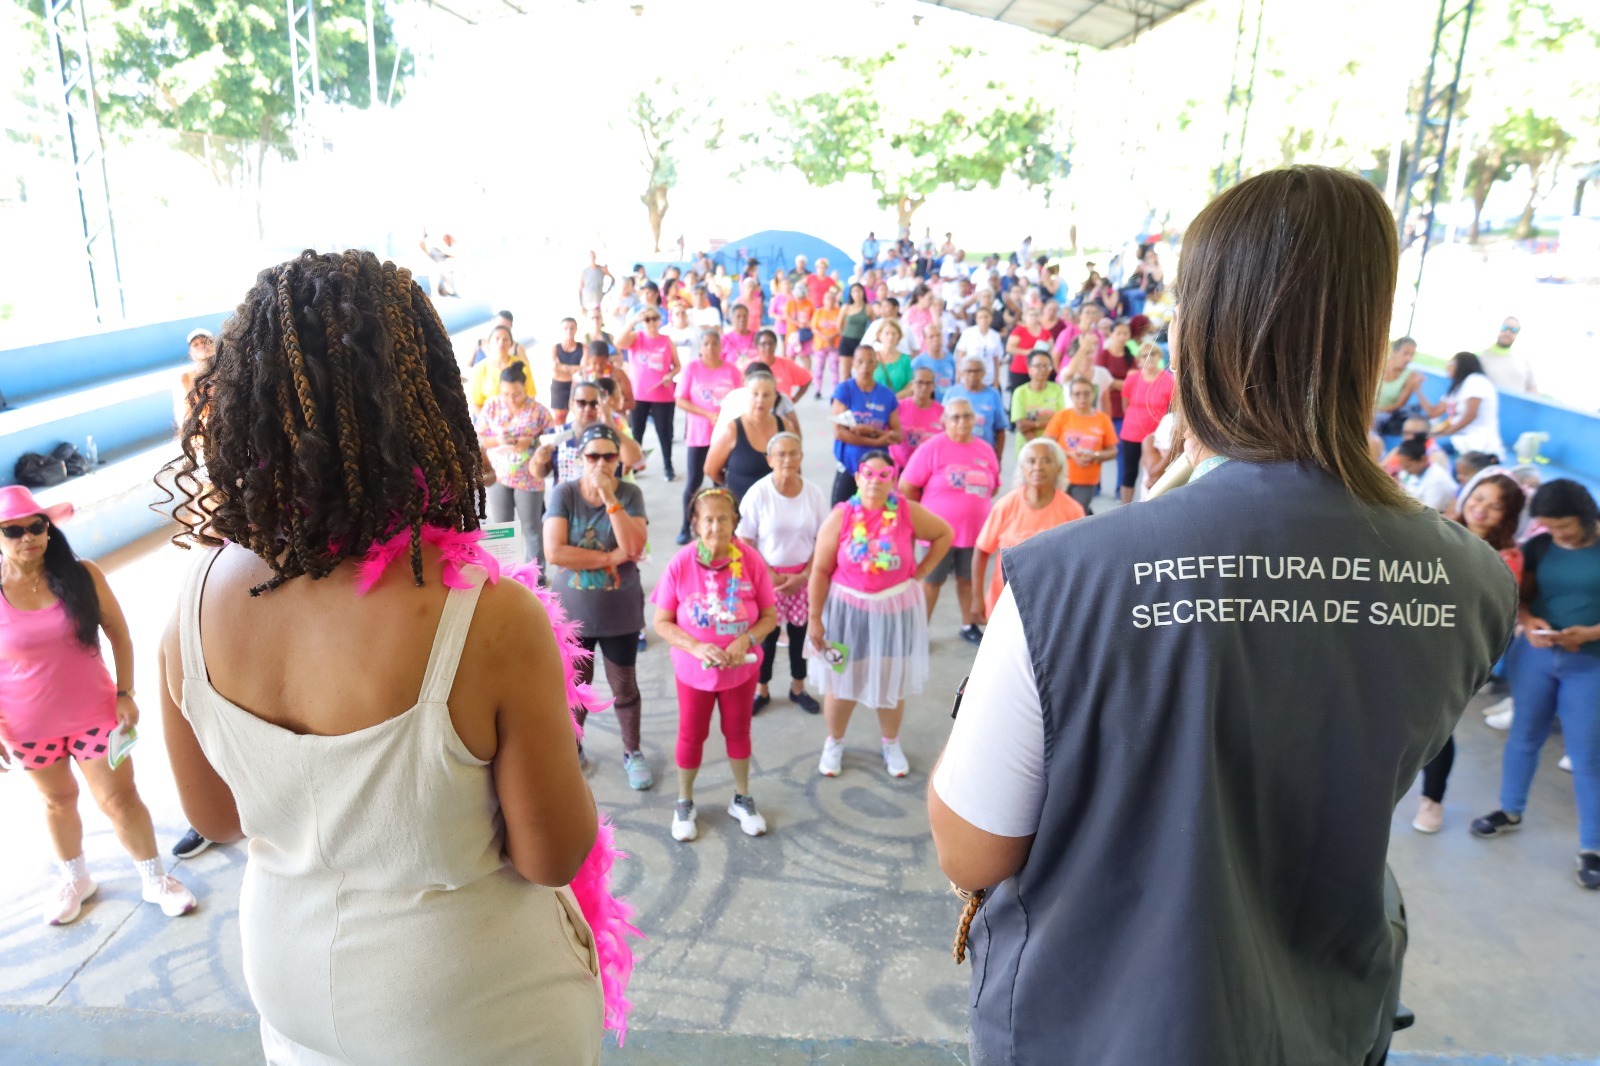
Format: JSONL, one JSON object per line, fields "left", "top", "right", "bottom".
{"left": 861, "top": 231, "right": 881, "bottom": 272}
{"left": 578, "top": 251, "right": 614, "bottom": 314}
{"left": 1478, "top": 315, "right": 1537, "bottom": 395}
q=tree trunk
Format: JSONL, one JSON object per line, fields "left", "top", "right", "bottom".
{"left": 896, "top": 194, "right": 925, "bottom": 232}
{"left": 642, "top": 183, "right": 669, "bottom": 254}
{"left": 1514, "top": 165, "right": 1541, "bottom": 240}
{"left": 1576, "top": 178, "right": 1587, "bottom": 217}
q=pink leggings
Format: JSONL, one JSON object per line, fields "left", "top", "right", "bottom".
{"left": 675, "top": 677, "right": 757, "bottom": 769}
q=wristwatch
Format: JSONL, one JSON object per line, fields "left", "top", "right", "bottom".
{"left": 116, "top": 689, "right": 134, "bottom": 699}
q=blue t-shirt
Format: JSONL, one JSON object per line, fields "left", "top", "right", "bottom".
{"left": 832, "top": 378, "right": 899, "bottom": 473}
{"left": 1529, "top": 536, "right": 1600, "bottom": 659}
{"left": 862, "top": 238, "right": 880, "bottom": 262}
{"left": 911, "top": 354, "right": 957, "bottom": 399}
{"left": 941, "top": 384, "right": 1008, "bottom": 447}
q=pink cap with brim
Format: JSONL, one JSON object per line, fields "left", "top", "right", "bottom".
{"left": 0, "top": 485, "right": 74, "bottom": 526}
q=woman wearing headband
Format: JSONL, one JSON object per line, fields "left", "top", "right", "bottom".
{"left": 651, "top": 488, "right": 778, "bottom": 843}
{"left": 808, "top": 451, "right": 951, "bottom": 778}
{"left": 544, "top": 424, "right": 652, "bottom": 788}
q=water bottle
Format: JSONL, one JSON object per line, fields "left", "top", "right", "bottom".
{"left": 85, "top": 436, "right": 98, "bottom": 467}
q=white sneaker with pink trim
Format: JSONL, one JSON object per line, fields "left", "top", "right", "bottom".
{"left": 45, "top": 876, "right": 97, "bottom": 926}
{"left": 142, "top": 873, "right": 197, "bottom": 917}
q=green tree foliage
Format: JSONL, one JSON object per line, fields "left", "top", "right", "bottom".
{"left": 23, "top": 0, "right": 409, "bottom": 193}
{"left": 760, "top": 45, "right": 1064, "bottom": 229}
{"left": 623, "top": 78, "right": 722, "bottom": 254}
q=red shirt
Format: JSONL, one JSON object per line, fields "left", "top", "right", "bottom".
{"left": 804, "top": 273, "right": 838, "bottom": 307}
{"left": 1097, "top": 345, "right": 1134, "bottom": 420}
{"left": 1120, "top": 369, "right": 1176, "bottom": 443}
{"left": 1008, "top": 326, "right": 1051, "bottom": 375}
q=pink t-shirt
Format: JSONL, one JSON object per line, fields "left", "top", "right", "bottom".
{"left": 892, "top": 399, "right": 945, "bottom": 468}
{"left": 650, "top": 539, "right": 776, "bottom": 691}
{"left": 900, "top": 435, "right": 1000, "bottom": 548}
{"left": 675, "top": 360, "right": 742, "bottom": 447}
{"left": 0, "top": 598, "right": 118, "bottom": 744}
{"left": 1120, "top": 369, "right": 1176, "bottom": 443}
{"left": 723, "top": 330, "right": 756, "bottom": 365}
{"left": 831, "top": 495, "right": 918, "bottom": 593}
{"left": 627, "top": 332, "right": 677, "bottom": 404}
{"left": 804, "top": 273, "right": 837, "bottom": 307}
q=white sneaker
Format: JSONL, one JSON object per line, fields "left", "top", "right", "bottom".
{"left": 1485, "top": 706, "right": 1514, "bottom": 731}
{"left": 45, "top": 876, "right": 97, "bottom": 926}
{"left": 1560, "top": 754, "right": 1573, "bottom": 773}
{"left": 882, "top": 738, "right": 910, "bottom": 778}
{"left": 141, "top": 873, "right": 197, "bottom": 918}
{"left": 818, "top": 737, "right": 844, "bottom": 777}
{"left": 1482, "top": 696, "right": 1513, "bottom": 719}
{"left": 671, "top": 800, "right": 698, "bottom": 842}
{"left": 727, "top": 794, "right": 768, "bottom": 836}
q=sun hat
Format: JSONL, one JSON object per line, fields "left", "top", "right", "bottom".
{"left": 0, "top": 485, "right": 74, "bottom": 526}
{"left": 186, "top": 327, "right": 214, "bottom": 344}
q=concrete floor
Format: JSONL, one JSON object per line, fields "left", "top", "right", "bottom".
{"left": 0, "top": 415, "right": 1596, "bottom": 1065}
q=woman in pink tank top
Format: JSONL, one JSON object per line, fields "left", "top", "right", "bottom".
{"left": 0, "top": 486, "right": 196, "bottom": 926}
{"left": 805, "top": 451, "right": 952, "bottom": 780}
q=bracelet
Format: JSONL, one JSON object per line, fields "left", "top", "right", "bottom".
{"left": 116, "top": 689, "right": 133, "bottom": 699}
{"left": 606, "top": 501, "right": 624, "bottom": 515}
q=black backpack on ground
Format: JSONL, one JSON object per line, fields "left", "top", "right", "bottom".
{"left": 13, "top": 442, "right": 90, "bottom": 488}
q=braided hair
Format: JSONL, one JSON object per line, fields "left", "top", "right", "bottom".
{"left": 158, "top": 250, "right": 484, "bottom": 595}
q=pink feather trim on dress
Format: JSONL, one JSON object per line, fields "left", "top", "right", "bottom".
{"left": 356, "top": 523, "right": 640, "bottom": 1042}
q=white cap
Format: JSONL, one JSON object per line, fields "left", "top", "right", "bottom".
{"left": 187, "top": 328, "right": 214, "bottom": 344}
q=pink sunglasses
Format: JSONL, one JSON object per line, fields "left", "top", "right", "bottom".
{"left": 857, "top": 465, "right": 897, "bottom": 484}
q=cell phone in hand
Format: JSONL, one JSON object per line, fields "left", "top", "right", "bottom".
{"left": 1529, "top": 628, "right": 1559, "bottom": 636}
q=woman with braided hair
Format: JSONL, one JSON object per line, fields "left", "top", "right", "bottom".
{"left": 156, "top": 250, "right": 606, "bottom": 1063}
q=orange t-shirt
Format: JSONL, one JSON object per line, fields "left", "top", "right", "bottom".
{"left": 1043, "top": 408, "right": 1118, "bottom": 486}
{"left": 814, "top": 306, "right": 842, "bottom": 349}
{"left": 974, "top": 488, "right": 1086, "bottom": 615}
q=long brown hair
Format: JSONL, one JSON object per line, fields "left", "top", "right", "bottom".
{"left": 1172, "top": 166, "right": 1409, "bottom": 508}
{"left": 158, "top": 249, "right": 484, "bottom": 594}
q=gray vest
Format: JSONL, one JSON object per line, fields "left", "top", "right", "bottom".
{"left": 967, "top": 461, "right": 1515, "bottom": 1066}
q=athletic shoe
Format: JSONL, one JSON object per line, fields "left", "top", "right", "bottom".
{"left": 142, "top": 873, "right": 197, "bottom": 917}
{"left": 818, "top": 737, "right": 844, "bottom": 777}
{"left": 664, "top": 471, "right": 677, "bottom": 483}
{"left": 1412, "top": 798, "right": 1444, "bottom": 834}
{"left": 882, "top": 738, "right": 910, "bottom": 778}
{"left": 776, "top": 631, "right": 789, "bottom": 647}
{"left": 752, "top": 692, "right": 772, "bottom": 717}
{"left": 727, "top": 794, "right": 768, "bottom": 837}
{"left": 623, "top": 751, "right": 653, "bottom": 791}
{"left": 1481, "top": 695, "right": 1513, "bottom": 720}
{"left": 791, "top": 689, "right": 821, "bottom": 715}
{"left": 675, "top": 530, "right": 691, "bottom": 545}
{"left": 45, "top": 876, "right": 97, "bottom": 926}
{"left": 1470, "top": 810, "right": 1522, "bottom": 838}
{"left": 171, "top": 828, "right": 212, "bottom": 860}
{"left": 636, "top": 631, "right": 648, "bottom": 653}
{"left": 1560, "top": 754, "right": 1572, "bottom": 773}
{"left": 1485, "top": 706, "right": 1514, "bottom": 731}
{"left": 959, "top": 624, "right": 984, "bottom": 646}
{"left": 1578, "top": 852, "right": 1600, "bottom": 890}
{"left": 671, "top": 800, "right": 698, "bottom": 842}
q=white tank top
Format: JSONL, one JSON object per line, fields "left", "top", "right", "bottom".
{"left": 178, "top": 547, "right": 602, "bottom": 1064}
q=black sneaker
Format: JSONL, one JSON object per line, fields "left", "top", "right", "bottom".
{"left": 752, "top": 692, "right": 772, "bottom": 716}
{"left": 791, "top": 689, "right": 821, "bottom": 714}
{"left": 1578, "top": 852, "right": 1600, "bottom": 890}
{"left": 171, "top": 828, "right": 212, "bottom": 860}
{"left": 1470, "top": 810, "right": 1522, "bottom": 838}
{"left": 960, "top": 624, "right": 984, "bottom": 645}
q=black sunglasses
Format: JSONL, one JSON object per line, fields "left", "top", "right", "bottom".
{"left": 2, "top": 518, "right": 48, "bottom": 539}
{"left": 573, "top": 398, "right": 601, "bottom": 408}
{"left": 582, "top": 451, "right": 619, "bottom": 462}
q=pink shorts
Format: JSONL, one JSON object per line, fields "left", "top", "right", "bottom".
{"left": 7, "top": 717, "right": 118, "bottom": 771}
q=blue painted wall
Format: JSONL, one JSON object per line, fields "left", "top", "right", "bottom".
{"left": 1417, "top": 368, "right": 1600, "bottom": 492}
{"left": 638, "top": 230, "right": 856, "bottom": 309}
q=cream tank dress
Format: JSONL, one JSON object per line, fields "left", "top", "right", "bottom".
{"left": 178, "top": 548, "right": 603, "bottom": 1064}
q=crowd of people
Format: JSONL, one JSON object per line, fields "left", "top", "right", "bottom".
{"left": 0, "top": 180, "right": 1592, "bottom": 1063}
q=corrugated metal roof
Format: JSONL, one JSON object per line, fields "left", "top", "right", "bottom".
{"left": 920, "top": 0, "right": 1204, "bottom": 49}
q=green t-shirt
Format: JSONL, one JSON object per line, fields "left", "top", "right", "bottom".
{"left": 1010, "top": 381, "right": 1066, "bottom": 450}
{"left": 1530, "top": 537, "right": 1600, "bottom": 659}
{"left": 874, "top": 353, "right": 915, "bottom": 395}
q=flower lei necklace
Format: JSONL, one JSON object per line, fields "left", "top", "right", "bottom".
{"left": 696, "top": 538, "right": 748, "bottom": 617}
{"left": 846, "top": 492, "right": 900, "bottom": 573}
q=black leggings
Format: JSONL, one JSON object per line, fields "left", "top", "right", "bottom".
{"left": 574, "top": 633, "right": 642, "bottom": 753}
{"left": 760, "top": 622, "right": 808, "bottom": 686}
{"left": 831, "top": 468, "right": 858, "bottom": 507}
{"left": 1421, "top": 735, "right": 1455, "bottom": 803}
{"left": 1117, "top": 439, "right": 1144, "bottom": 490}
{"left": 630, "top": 401, "right": 676, "bottom": 478}
{"left": 681, "top": 445, "right": 709, "bottom": 534}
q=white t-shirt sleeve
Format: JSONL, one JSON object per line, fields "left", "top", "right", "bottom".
{"left": 931, "top": 585, "right": 1047, "bottom": 837}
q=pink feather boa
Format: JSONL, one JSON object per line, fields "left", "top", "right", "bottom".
{"left": 356, "top": 523, "right": 641, "bottom": 1042}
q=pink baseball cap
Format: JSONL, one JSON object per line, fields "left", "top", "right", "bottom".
{"left": 0, "top": 485, "right": 74, "bottom": 526}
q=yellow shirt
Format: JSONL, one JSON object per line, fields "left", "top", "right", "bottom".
{"left": 470, "top": 354, "right": 533, "bottom": 409}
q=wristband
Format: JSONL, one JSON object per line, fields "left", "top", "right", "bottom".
{"left": 117, "top": 689, "right": 133, "bottom": 699}
{"left": 606, "top": 501, "right": 624, "bottom": 515}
